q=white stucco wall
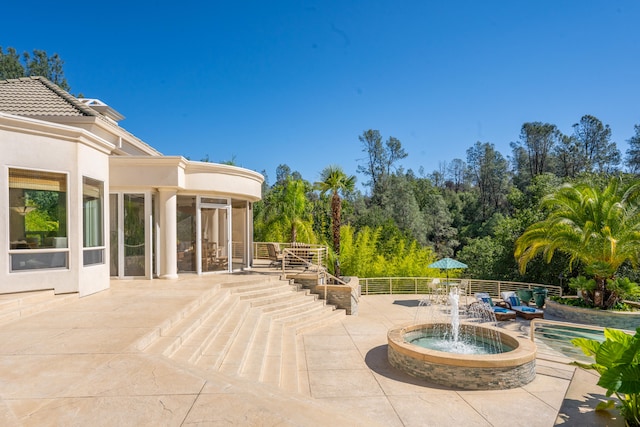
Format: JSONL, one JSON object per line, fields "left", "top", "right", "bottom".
{"left": 2, "top": 110, "right": 264, "bottom": 295}
{"left": 109, "top": 157, "right": 263, "bottom": 201}
{"left": 0, "top": 113, "right": 112, "bottom": 296}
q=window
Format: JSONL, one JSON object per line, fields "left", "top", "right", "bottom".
{"left": 83, "top": 177, "right": 104, "bottom": 266}
{"left": 9, "top": 168, "right": 68, "bottom": 271}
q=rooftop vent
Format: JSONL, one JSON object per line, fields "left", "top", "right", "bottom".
{"left": 78, "top": 98, "right": 125, "bottom": 123}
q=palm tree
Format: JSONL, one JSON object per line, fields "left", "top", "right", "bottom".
{"left": 316, "top": 166, "right": 356, "bottom": 277}
{"left": 515, "top": 177, "right": 640, "bottom": 308}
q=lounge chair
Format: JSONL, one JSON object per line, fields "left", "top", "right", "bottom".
{"left": 473, "top": 292, "right": 516, "bottom": 321}
{"left": 500, "top": 291, "right": 544, "bottom": 319}
{"left": 266, "top": 242, "right": 284, "bottom": 267}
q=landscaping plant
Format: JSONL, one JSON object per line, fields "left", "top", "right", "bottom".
{"left": 515, "top": 178, "right": 640, "bottom": 309}
{"left": 572, "top": 327, "right": 640, "bottom": 426}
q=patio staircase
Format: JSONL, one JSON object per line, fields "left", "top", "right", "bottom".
{"left": 141, "top": 274, "right": 345, "bottom": 393}
{"left": 0, "top": 290, "right": 76, "bottom": 326}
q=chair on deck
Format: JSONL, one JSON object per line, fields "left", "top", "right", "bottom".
{"left": 500, "top": 291, "right": 544, "bottom": 320}
{"left": 458, "top": 279, "right": 470, "bottom": 301}
{"left": 428, "top": 278, "right": 446, "bottom": 304}
{"left": 266, "top": 242, "right": 284, "bottom": 267}
{"left": 473, "top": 292, "right": 516, "bottom": 321}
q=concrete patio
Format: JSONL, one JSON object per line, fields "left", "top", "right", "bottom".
{"left": 0, "top": 274, "right": 624, "bottom": 426}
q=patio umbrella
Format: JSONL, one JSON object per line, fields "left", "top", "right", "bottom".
{"left": 428, "top": 257, "right": 468, "bottom": 282}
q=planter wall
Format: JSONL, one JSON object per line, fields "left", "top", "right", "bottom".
{"left": 304, "top": 277, "right": 361, "bottom": 315}
{"left": 545, "top": 300, "right": 640, "bottom": 330}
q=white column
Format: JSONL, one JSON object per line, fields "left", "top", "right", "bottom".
{"left": 158, "top": 188, "right": 178, "bottom": 279}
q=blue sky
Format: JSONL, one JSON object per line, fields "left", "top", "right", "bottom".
{"left": 3, "top": 1, "right": 640, "bottom": 186}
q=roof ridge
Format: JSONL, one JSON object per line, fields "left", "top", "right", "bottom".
{"left": 30, "top": 76, "right": 99, "bottom": 117}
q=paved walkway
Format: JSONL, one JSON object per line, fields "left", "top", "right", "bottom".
{"left": 0, "top": 275, "right": 624, "bottom": 426}
{"left": 302, "top": 294, "right": 623, "bottom": 426}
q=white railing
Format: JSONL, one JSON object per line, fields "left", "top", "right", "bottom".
{"left": 254, "top": 242, "right": 328, "bottom": 271}
{"left": 359, "top": 277, "right": 562, "bottom": 298}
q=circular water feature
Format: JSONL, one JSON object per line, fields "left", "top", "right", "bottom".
{"left": 388, "top": 323, "right": 537, "bottom": 390}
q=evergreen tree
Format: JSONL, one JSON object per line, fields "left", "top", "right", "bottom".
{"left": 0, "top": 47, "right": 23, "bottom": 79}
{"left": 572, "top": 115, "right": 620, "bottom": 174}
{"left": 625, "top": 125, "right": 640, "bottom": 174}
{"left": 466, "top": 141, "right": 511, "bottom": 220}
{"left": 0, "top": 47, "right": 70, "bottom": 91}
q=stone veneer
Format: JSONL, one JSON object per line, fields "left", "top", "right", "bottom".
{"left": 545, "top": 300, "right": 640, "bottom": 331}
{"left": 304, "top": 277, "right": 360, "bottom": 315}
{"left": 387, "top": 323, "right": 537, "bottom": 390}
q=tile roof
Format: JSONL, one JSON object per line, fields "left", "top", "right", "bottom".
{"left": 1, "top": 76, "right": 163, "bottom": 156}
{"left": 0, "top": 76, "right": 99, "bottom": 118}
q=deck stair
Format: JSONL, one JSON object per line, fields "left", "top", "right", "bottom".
{"left": 142, "top": 274, "right": 345, "bottom": 392}
{"left": 0, "top": 290, "right": 76, "bottom": 326}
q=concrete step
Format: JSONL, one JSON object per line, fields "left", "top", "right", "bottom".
{"left": 254, "top": 321, "right": 285, "bottom": 386}
{"left": 0, "top": 290, "right": 76, "bottom": 325}
{"left": 193, "top": 300, "right": 252, "bottom": 371}
{"left": 135, "top": 285, "right": 221, "bottom": 351}
{"left": 289, "top": 307, "right": 346, "bottom": 335}
{"left": 274, "top": 303, "right": 330, "bottom": 326}
{"left": 241, "top": 305, "right": 341, "bottom": 389}
{"left": 173, "top": 297, "right": 246, "bottom": 365}
{"left": 266, "top": 298, "right": 321, "bottom": 319}
{"left": 219, "top": 275, "right": 287, "bottom": 290}
{"left": 251, "top": 290, "right": 318, "bottom": 312}
{"left": 140, "top": 274, "right": 346, "bottom": 396}
{"left": 220, "top": 310, "right": 271, "bottom": 378}
{"left": 278, "top": 327, "right": 301, "bottom": 393}
{"left": 235, "top": 283, "right": 297, "bottom": 301}
{"left": 294, "top": 334, "right": 311, "bottom": 396}
{"left": 258, "top": 321, "right": 301, "bottom": 391}
{"left": 143, "top": 289, "right": 231, "bottom": 357}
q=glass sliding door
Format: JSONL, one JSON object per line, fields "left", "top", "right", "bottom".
{"left": 124, "top": 194, "right": 146, "bottom": 276}
{"left": 200, "top": 206, "right": 229, "bottom": 272}
{"left": 109, "top": 194, "right": 119, "bottom": 276}
{"left": 177, "top": 196, "right": 197, "bottom": 272}
{"left": 231, "top": 199, "right": 247, "bottom": 270}
{"left": 110, "top": 192, "right": 152, "bottom": 278}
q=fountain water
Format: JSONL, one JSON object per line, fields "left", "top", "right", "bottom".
{"left": 409, "top": 288, "right": 505, "bottom": 355}
{"left": 388, "top": 287, "right": 537, "bottom": 390}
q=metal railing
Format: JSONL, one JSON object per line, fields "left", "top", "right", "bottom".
{"left": 530, "top": 318, "right": 634, "bottom": 363}
{"left": 253, "top": 242, "right": 328, "bottom": 270}
{"left": 359, "top": 277, "right": 562, "bottom": 298}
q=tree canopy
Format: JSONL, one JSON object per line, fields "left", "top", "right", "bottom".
{"left": 255, "top": 114, "right": 640, "bottom": 292}
{"left": 0, "top": 47, "right": 70, "bottom": 91}
{"left": 515, "top": 178, "right": 640, "bottom": 306}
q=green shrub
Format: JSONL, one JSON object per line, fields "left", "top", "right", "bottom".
{"left": 572, "top": 328, "right": 640, "bottom": 426}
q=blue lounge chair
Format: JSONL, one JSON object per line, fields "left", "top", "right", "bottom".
{"left": 500, "top": 291, "right": 544, "bottom": 319}
{"left": 473, "top": 292, "right": 516, "bottom": 321}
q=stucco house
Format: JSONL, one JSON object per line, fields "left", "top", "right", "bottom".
{"left": 0, "top": 76, "right": 263, "bottom": 296}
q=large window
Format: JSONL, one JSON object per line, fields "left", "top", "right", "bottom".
{"left": 8, "top": 168, "right": 68, "bottom": 271}
{"left": 83, "top": 177, "right": 104, "bottom": 266}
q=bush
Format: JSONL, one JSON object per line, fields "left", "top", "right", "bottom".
{"left": 572, "top": 328, "right": 640, "bottom": 426}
